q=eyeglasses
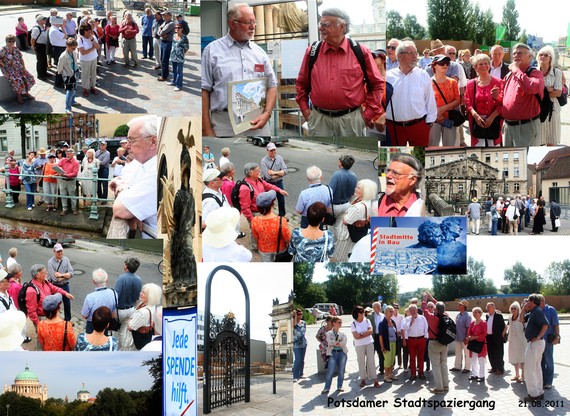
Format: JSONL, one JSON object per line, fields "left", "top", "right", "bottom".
{"left": 233, "top": 19, "right": 256, "bottom": 26}
{"left": 7, "top": 40, "right": 15, "bottom": 43}
{"left": 175, "top": 26, "right": 183, "bottom": 29}
{"left": 318, "top": 21, "right": 335, "bottom": 28}
{"left": 386, "top": 168, "right": 415, "bottom": 180}
{"left": 538, "top": 53, "right": 549, "bottom": 57}
{"left": 435, "top": 62, "right": 449, "bottom": 66}
{"left": 387, "top": 45, "right": 397, "bottom": 50}
{"left": 447, "top": 52, "right": 456, "bottom": 55}
{"left": 400, "top": 51, "right": 418, "bottom": 56}
{"left": 127, "top": 136, "right": 147, "bottom": 144}
{"left": 512, "top": 51, "right": 529, "bottom": 56}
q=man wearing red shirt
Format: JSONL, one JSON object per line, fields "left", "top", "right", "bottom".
{"left": 296, "top": 8, "right": 384, "bottom": 137}
{"left": 502, "top": 43, "right": 544, "bottom": 146}
{"left": 57, "top": 148, "right": 80, "bottom": 215}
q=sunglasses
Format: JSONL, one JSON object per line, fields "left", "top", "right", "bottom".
{"left": 387, "top": 45, "right": 397, "bottom": 50}
{"left": 435, "top": 62, "right": 449, "bottom": 66}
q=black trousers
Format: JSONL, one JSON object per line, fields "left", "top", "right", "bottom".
{"left": 35, "top": 43, "right": 48, "bottom": 78}
{"left": 551, "top": 216, "right": 558, "bottom": 231}
{"left": 373, "top": 334, "right": 385, "bottom": 373}
{"left": 395, "top": 337, "right": 403, "bottom": 366}
{"left": 486, "top": 335, "right": 504, "bottom": 372}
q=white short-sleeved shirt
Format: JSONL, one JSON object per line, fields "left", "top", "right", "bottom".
{"left": 351, "top": 319, "right": 374, "bottom": 347}
{"left": 77, "top": 35, "right": 99, "bottom": 62}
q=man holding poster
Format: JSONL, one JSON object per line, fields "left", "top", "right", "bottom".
{"left": 201, "top": 3, "right": 277, "bottom": 137}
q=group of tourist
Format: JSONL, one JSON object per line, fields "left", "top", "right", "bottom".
{"left": 467, "top": 195, "right": 561, "bottom": 235}
{"left": 201, "top": 145, "right": 424, "bottom": 262}
{"left": 0, "top": 245, "right": 161, "bottom": 352}
{"left": 0, "top": 8, "right": 191, "bottom": 108}
{"left": 384, "top": 38, "right": 566, "bottom": 146}
{"left": 294, "top": 293, "right": 559, "bottom": 402}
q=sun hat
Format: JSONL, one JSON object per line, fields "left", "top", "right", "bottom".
{"left": 202, "top": 207, "right": 240, "bottom": 248}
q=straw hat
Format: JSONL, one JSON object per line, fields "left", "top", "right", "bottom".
{"left": 430, "top": 39, "right": 445, "bottom": 53}
{"left": 202, "top": 207, "right": 240, "bottom": 248}
{"left": 0, "top": 310, "right": 26, "bottom": 351}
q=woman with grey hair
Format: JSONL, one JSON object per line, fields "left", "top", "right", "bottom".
{"left": 537, "top": 45, "right": 563, "bottom": 144}
{"left": 334, "top": 179, "right": 377, "bottom": 262}
{"left": 80, "top": 148, "right": 100, "bottom": 204}
{"left": 123, "top": 283, "right": 162, "bottom": 350}
{"left": 464, "top": 53, "right": 504, "bottom": 146}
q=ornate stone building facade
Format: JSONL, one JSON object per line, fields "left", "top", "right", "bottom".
{"left": 269, "top": 293, "right": 294, "bottom": 365}
{"left": 3, "top": 364, "right": 48, "bottom": 403}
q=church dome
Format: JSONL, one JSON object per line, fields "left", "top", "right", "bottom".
{"left": 15, "top": 364, "right": 39, "bottom": 382}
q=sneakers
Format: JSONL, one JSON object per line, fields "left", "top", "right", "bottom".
{"left": 27, "top": 207, "right": 32, "bottom": 211}
{"left": 320, "top": 389, "right": 329, "bottom": 395}
{"left": 429, "top": 388, "right": 445, "bottom": 394}
{"left": 174, "top": 87, "right": 181, "bottom": 91}
{"left": 157, "top": 77, "right": 167, "bottom": 81}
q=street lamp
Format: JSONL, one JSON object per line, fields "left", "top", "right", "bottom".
{"left": 6, "top": 404, "right": 9, "bottom": 416}
{"left": 269, "top": 322, "right": 277, "bottom": 394}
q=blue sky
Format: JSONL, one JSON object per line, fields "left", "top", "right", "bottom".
{"left": 1, "top": 352, "right": 159, "bottom": 400}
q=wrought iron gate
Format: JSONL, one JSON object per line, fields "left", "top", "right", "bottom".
{"left": 203, "top": 266, "right": 250, "bottom": 414}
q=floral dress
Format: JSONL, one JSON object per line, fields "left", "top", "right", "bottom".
{"left": 288, "top": 229, "right": 334, "bottom": 263}
{"left": 75, "top": 333, "right": 119, "bottom": 351}
{"left": 0, "top": 46, "right": 35, "bottom": 94}
{"left": 316, "top": 324, "right": 329, "bottom": 365}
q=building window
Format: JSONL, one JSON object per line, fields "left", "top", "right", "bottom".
{"left": 440, "top": 184, "right": 446, "bottom": 192}
{"left": 485, "top": 154, "right": 491, "bottom": 163}
{"left": 281, "top": 332, "right": 287, "bottom": 345}
{"left": 553, "top": 182, "right": 558, "bottom": 187}
{"left": 495, "top": 153, "right": 498, "bottom": 162}
{"left": 440, "top": 156, "right": 445, "bottom": 164}
{"left": 458, "top": 154, "right": 465, "bottom": 160}
{"left": 430, "top": 156, "right": 435, "bottom": 166}
{"left": 458, "top": 184, "right": 464, "bottom": 192}
{"left": 514, "top": 167, "right": 519, "bottom": 178}
{"left": 514, "top": 183, "right": 520, "bottom": 191}
{"left": 503, "top": 168, "right": 509, "bottom": 178}
{"left": 513, "top": 152, "right": 519, "bottom": 162}
{"left": 503, "top": 153, "right": 509, "bottom": 162}
{"left": 0, "top": 130, "right": 7, "bottom": 152}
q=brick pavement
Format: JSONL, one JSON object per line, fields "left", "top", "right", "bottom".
{"left": 294, "top": 315, "right": 570, "bottom": 415}
{"left": 0, "top": 7, "right": 200, "bottom": 116}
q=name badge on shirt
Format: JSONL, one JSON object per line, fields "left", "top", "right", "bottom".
{"left": 254, "top": 64, "right": 265, "bottom": 73}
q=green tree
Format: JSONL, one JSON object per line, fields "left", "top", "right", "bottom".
{"left": 386, "top": 10, "right": 405, "bottom": 41}
{"left": 113, "top": 124, "right": 129, "bottom": 137}
{"left": 85, "top": 388, "right": 136, "bottom": 416}
{"left": 402, "top": 14, "right": 426, "bottom": 40}
{"left": 324, "top": 263, "right": 398, "bottom": 311}
{"left": 479, "top": 9, "right": 497, "bottom": 46}
{"left": 293, "top": 263, "right": 326, "bottom": 307}
{"left": 399, "top": 287, "right": 431, "bottom": 307}
{"left": 543, "top": 260, "right": 570, "bottom": 295}
{"left": 142, "top": 354, "right": 162, "bottom": 416}
{"left": 0, "top": 392, "right": 42, "bottom": 415}
{"left": 0, "top": 114, "right": 63, "bottom": 156}
{"left": 42, "top": 398, "right": 67, "bottom": 416}
{"left": 411, "top": 147, "right": 425, "bottom": 166}
{"left": 501, "top": 0, "right": 520, "bottom": 41}
{"left": 427, "top": 0, "right": 467, "bottom": 40}
{"left": 65, "top": 400, "right": 93, "bottom": 416}
{"left": 518, "top": 29, "right": 528, "bottom": 45}
{"left": 432, "top": 257, "right": 497, "bottom": 300}
{"left": 503, "top": 261, "right": 542, "bottom": 294}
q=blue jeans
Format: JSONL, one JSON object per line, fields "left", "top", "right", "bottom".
{"left": 541, "top": 341, "right": 554, "bottom": 385}
{"left": 293, "top": 347, "right": 306, "bottom": 379}
{"left": 172, "top": 61, "right": 183, "bottom": 88}
{"left": 24, "top": 182, "right": 35, "bottom": 208}
{"left": 142, "top": 35, "right": 154, "bottom": 58}
{"left": 65, "top": 88, "right": 76, "bottom": 112}
{"left": 491, "top": 219, "right": 498, "bottom": 235}
{"left": 160, "top": 41, "right": 173, "bottom": 79}
{"left": 324, "top": 350, "right": 347, "bottom": 390}
{"left": 272, "top": 180, "right": 286, "bottom": 216}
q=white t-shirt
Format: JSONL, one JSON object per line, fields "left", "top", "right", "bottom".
{"left": 351, "top": 319, "right": 374, "bottom": 347}
{"left": 77, "top": 34, "right": 99, "bottom": 62}
{"left": 202, "top": 242, "right": 252, "bottom": 262}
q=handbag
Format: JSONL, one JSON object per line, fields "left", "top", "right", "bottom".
{"left": 108, "top": 289, "right": 121, "bottom": 332}
{"left": 471, "top": 81, "right": 502, "bottom": 141}
{"left": 346, "top": 202, "right": 370, "bottom": 243}
{"left": 323, "top": 185, "right": 335, "bottom": 226}
{"left": 467, "top": 339, "right": 484, "bottom": 354}
{"left": 274, "top": 216, "right": 293, "bottom": 262}
{"left": 432, "top": 80, "right": 466, "bottom": 126}
{"left": 556, "top": 69, "right": 567, "bottom": 107}
{"left": 131, "top": 307, "right": 154, "bottom": 350}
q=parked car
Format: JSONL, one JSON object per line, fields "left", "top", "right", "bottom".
{"left": 77, "top": 138, "right": 124, "bottom": 162}
{"left": 305, "top": 308, "right": 328, "bottom": 320}
{"left": 36, "top": 236, "right": 75, "bottom": 248}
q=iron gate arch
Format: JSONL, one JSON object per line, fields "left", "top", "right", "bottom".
{"left": 203, "top": 265, "right": 250, "bottom": 414}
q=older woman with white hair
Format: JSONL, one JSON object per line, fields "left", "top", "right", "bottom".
{"left": 80, "top": 148, "right": 100, "bottom": 205}
{"left": 537, "top": 45, "right": 563, "bottom": 144}
{"left": 464, "top": 53, "right": 504, "bottom": 147}
{"left": 123, "top": 283, "right": 162, "bottom": 350}
{"left": 504, "top": 300, "right": 526, "bottom": 382}
{"left": 333, "top": 179, "right": 377, "bottom": 262}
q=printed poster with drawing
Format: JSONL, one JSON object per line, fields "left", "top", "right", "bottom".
{"left": 227, "top": 77, "right": 268, "bottom": 135}
{"left": 370, "top": 216, "right": 467, "bottom": 276}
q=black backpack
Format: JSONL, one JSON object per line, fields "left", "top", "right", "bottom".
{"left": 507, "top": 67, "right": 552, "bottom": 122}
{"left": 17, "top": 281, "right": 40, "bottom": 315}
{"left": 434, "top": 314, "right": 456, "bottom": 345}
{"left": 202, "top": 193, "right": 224, "bottom": 207}
{"left": 307, "top": 38, "right": 371, "bottom": 94}
{"left": 230, "top": 180, "right": 254, "bottom": 212}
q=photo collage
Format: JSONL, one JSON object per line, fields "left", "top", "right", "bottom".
{"left": 0, "top": 0, "right": 569, "bottom": 416}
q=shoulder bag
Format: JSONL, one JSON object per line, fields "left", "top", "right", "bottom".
{"left": 471, "top": 81, "right": 502, "bottom": 141}
{"left": 467, "top": 339, "right": 484, "bottom": 353}
{"left": 274, "top": 216, "right": 293, "bottom": 262}
{"left": 323, "top": 186, "right": 335, "bottom": 226}
{"left": 346, "top": 202, "right": 370, "bottom": 243}
{"left": 62, "top": 320, "right": 68, "bottom": 351}
{"left": 131, "top": 307, "right": 154, "bottom": 350}
{"left": 432, "top": 79, "right": 465, "bottom": 126}
{"left": 319, "top": 230, "right": 329, "bottom": 263}
{"left": 556, "top": 68, "right": 567, "bottom": 107}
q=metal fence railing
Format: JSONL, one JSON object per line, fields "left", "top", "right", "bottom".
{"left": 1, "top": 167, "right": 114, "bottom": 221}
